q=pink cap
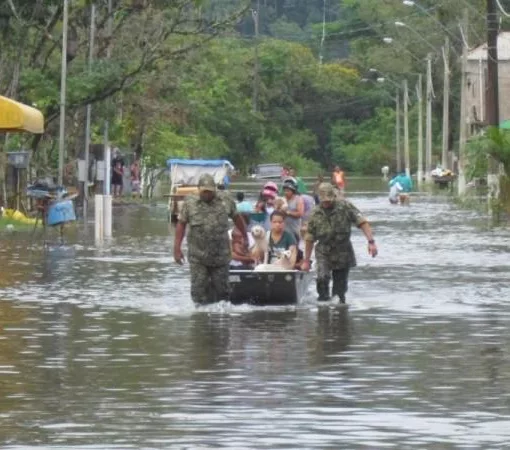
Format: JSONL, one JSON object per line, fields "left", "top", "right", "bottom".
{"left": 262, "top": 188, "right": 277, "bottom": 199}
{"left": 263, "top": 181, "right": 278, "bottom": 192}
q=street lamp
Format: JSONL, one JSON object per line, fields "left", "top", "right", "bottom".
{"left": 402, "top": 0, "right": 462, "bottom": 45}
{"left": 382, "top": 36, "right": 422, "bottom": 62}
{"left": 395, "top": 21, "right": 438, "bottom": 53}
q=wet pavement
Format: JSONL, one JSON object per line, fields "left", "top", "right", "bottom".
{"left": 1, "top": 187, "right": 510, "bottom": 449}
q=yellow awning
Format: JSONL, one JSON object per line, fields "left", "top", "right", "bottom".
{"left": 0, "top": 95, "right": 44, "bottom": 134}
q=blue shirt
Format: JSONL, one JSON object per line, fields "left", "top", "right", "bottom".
{"left": 390, "top": 174, "right": 413, "bottom": 192}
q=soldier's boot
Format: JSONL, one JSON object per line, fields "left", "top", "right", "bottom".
{"left": 332, "top": 269, "right": 348, "bottom": 304}
{"left": 316, "top": 277, "right": 331, "bottom": 301}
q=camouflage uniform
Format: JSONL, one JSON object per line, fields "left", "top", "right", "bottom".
{"left": 178, "top": 178, "right": 238, "bottom": 305}
{"left": 218, "top": 190, "right": 237, "bottom": 213}
{"left": 305, "top": 183, "right": 367, "bottom": 301}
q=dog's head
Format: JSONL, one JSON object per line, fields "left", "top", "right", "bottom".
{"left": 280, "top": 249, "right": 292, "bottom": 260}
{"left": 274, "top": 197, "right": 288, "bottom": 211}
{"left": 251, "top": 225, "right": 266, "bottom": 240}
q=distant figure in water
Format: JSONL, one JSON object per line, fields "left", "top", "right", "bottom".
{"left": 332, "top": 166, "right": 346, "bottom": 198}
{"left": 389, "top": 172, "right": 412, "bottom": 206}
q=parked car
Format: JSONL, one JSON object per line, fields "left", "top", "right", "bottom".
{"left": 249, "top": 163, "right": 283, "bottom": 180}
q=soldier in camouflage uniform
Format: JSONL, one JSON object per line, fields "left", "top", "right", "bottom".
{"left": 301, "top": 182, "right": 378, "bottom": 303}
{"left": 174, "top": 174, "right": 248, "bottom": 305}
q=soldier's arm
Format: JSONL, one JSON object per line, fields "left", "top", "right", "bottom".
{"left": 174, "top": 221, "right": 186, "bottom": 247}
{"left": 346, "top": 201, "right": 377, "bottom": 250}
{"left": 174, "top": 201, "right": 189, "bottom": 252}
{"left": 346, "top": 201, "right": 368, "bottom": 228}
{"left": 303, "top": 215, "right": 317, "bottom": 262}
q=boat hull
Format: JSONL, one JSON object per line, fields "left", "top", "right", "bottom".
{"left": 229, "top": 270, "right": 314, "bottom": 306}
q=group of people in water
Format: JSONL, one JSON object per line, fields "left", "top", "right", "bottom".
{"left": 230, "top": 178, "right": 307, "bottom": 271}
{"left": 173, "top": 167, "right": 377, "bottom": 305}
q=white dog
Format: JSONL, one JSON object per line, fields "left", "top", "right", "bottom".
{"left": 253, "top": 249, "right": 294, "bottom": 272}
{"left": 251, "top": 224, "right": 268, "bottom": 258}
{"left": 274, "top": 196, "right": 288, "bottom": 212}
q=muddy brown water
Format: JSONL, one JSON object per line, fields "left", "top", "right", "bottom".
{"left": 1, "top": 185, "right": 510, "bottom": 449}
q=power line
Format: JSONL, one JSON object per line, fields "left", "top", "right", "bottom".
{"left": 496, "top": 0, "right": 510, "bottom": 17}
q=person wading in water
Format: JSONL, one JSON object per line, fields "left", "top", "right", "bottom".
{"left": 301, "top": 182, "right": 377, "bottom": 303}
{"left": 174, "top": 174, "right": 247, "bottom": 305}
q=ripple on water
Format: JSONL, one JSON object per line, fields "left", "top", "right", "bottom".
{"left": 1, "top": 195, "right": 510, "bottom": 448}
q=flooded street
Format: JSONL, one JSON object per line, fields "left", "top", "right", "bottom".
{"left": 1, "top": 186, "right": 510, "bottom": 449}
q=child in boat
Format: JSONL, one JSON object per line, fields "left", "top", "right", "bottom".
{"left": 229, "top": 203, "right": 258, "bottom": 270}
{"left": 253, "top": 210, "right": 298, "bottom": 267}
{"left": 254, "top": 181, "right": 279, "bottom": 231}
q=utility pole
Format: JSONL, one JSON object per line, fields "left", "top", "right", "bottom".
{"left": 252, "top": 0, "right": 260, "bottom": 112}
{"left": 104, "top": 0, "right": 113, "bottom": 198}
{"left": 425, "top": 53, "right": 433, "bottom": 181}
{"left": 486, "top": 0, "right": 500, "bottom": 220}
{"left": 486, "top": 0, "right": 499, "bottom": 127}
{"left": 84, "top": 3, "right": 96, "bottom": 219}
{"left": 396, "top": 88, "right": 401, "bottom": 172}
{"left": 441, "top": 36, "right": 450, "bottom": 169}
{"left": 58, "top": 0, "right": 69, "bottom": 185}
{"left": 479, "top": 56, "right": 485, "bottom": 121}
{"left": 417, "top": 73, "right": 424, "bottom": 186}
{"left": 93, "top": 0, "right": 116, "bottom": 243}
{"left": 458, "top": 9, "right": 469, "bottom": 196}
{"left": 319, "top": 0, "right": 326, "bottom": 65}
{"left": 403, "top": 79, "right": 410, "bottom": 177}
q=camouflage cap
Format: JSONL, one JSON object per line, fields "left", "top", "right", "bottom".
{"left": 318, "top": 182, "right": 336, "bottom": 202}
{"left": 198, "top": 173, "right": 216, "bottom": 192}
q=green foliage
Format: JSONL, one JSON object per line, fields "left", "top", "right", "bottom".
{"left": 330, "top": 107, "right": 395, "bottom": 174}
{"left": 466, "top": 127, "right": 510, "bottom": 181}
{"left": 3, "top": 0, "right": 484, "bottom": 184}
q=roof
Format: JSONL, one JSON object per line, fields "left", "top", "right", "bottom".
{"left": 166, "top": 159, "right": 234, "bottom": 169}
{"left": 0, "top": 96, "right": 44, "bottom": 133}
{"left": 468, "top": 32, "right": 510, "bottom": 61}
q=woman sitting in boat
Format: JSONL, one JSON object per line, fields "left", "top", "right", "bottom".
{"left": 253, "top": 210, "right": 299, "bottom": 268}
{"left": 229, "top": 202, "right": 258, "bottom": 270}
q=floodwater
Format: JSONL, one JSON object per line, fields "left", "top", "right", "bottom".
{"left": 1, "top": 183, "right": 510, "bottom": 449}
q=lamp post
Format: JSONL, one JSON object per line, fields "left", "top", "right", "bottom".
{"left": 402, "top": 0, "right": 462, "bottom": 46}
{"left": 370, "top": 71, "right": 408, "bottom": 174}
{"left": 361, "top": 73, "right": 402, "bottom": 172}
{"left": 395, "top": 21, "right": 438, "bottom": 53}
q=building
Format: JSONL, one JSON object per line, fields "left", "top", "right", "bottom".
{"left": 466, "top": 31, "right": 510, "bottom": 129}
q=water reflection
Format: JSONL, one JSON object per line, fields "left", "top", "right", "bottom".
{"left": 313, "top": 306, "right": 351, "bottom": 364}
{"left": 1, "top": 192, "right": 510, "bottom": 448}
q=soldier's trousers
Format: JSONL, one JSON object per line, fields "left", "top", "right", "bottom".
{"left": 316, "top": 254, "right": 350, "bottom": 300}
{"left": 189, "top": 262, "right": 230, "bottom": 305}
